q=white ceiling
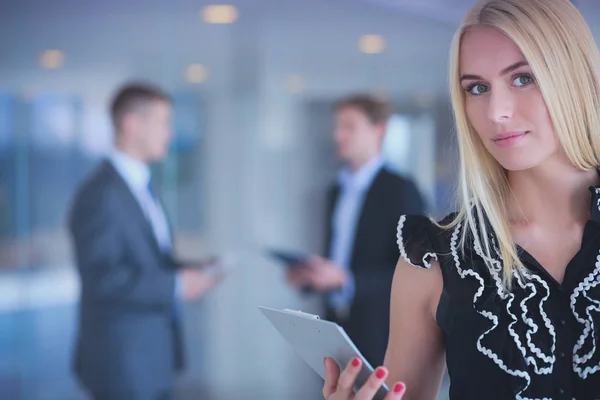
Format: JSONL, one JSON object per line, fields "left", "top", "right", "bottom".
{"left": 356, "top": 0, "right": 476, "bottom": 25}
{"left": 1, "top": 0, "right": 599, "bottom": 99}
{"left": 357, "top": 0, "right": 600, "bottom": 25}
{"left": 0, "top": 0, "right": 456, "bottom": 94}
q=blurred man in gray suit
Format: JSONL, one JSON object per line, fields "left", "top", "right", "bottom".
{"left": 69, "top": 83, "right": 222, "bottom": 400}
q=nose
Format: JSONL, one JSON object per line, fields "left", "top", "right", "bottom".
{"left": 487, "top": 85, "right": 515, "bottom": 123}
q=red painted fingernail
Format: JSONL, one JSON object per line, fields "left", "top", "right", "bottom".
{"left": 375, "top": 367, "right": 386, "bottom": 379}
{"left": 394, "top": 383, "right": 405, "bottom": 394}
{"left": 352, "top": 357, "right": 360, "bottom": 367}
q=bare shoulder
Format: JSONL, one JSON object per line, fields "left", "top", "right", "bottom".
{"left": 384, "top": 257, "right": 446, "bottom": 400}
{"left": 392, "top": 256, "right": 443, "bottom": 319}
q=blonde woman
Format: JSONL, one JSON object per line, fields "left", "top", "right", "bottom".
{"left": 321, "top": 0, "right": 600, "bottom": 399}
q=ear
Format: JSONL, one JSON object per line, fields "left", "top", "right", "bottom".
{"left": 121, "top": 112, "right": 140, "bottom": 136}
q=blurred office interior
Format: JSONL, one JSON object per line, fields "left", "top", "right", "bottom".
{"left": 2, "top": 0, "right": 600, "bottom": 399}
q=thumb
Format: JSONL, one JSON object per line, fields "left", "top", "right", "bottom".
{"left": 323, "top": 357, "right": 340, "bottom": 398}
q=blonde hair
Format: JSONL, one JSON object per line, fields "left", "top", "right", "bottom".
{"left": 445, "top": 0, "right": 600, "bottom": 287}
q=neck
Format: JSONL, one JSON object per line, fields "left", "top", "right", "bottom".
{"left": 114, "top": 138, "right": 147, "bottom": 164}
{"left": 507, "top": 158, "right": 598, "bottom": 227}
{"left": 347, "top": 153, "right": 380, "bottom": 172}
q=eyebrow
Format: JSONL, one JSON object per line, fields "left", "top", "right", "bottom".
{"left": 460, "top": 60, "right": 529, "bottom": 82}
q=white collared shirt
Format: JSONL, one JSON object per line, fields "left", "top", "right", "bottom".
{"left": 109, "top": 149, "right": 172, "bottom": 253}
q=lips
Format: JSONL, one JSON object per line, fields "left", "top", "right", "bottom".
{"left": 493, "top": 131, "right": 528, "bottom": 141}
{"left": 492, "top": 131, "right": 529, "bottom": 148}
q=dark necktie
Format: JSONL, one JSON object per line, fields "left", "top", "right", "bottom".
{"left": 147, "top": 178, "right": 157, "bottom": 201}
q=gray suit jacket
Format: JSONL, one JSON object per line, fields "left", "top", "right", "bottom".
{"left": 68, "top": 160, "right": 184, "bottom": 399}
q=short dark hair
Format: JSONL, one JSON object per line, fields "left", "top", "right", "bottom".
{"left": 335, "top": 94, "right": 390, "bottom": 124}
{"left": 110, "top": 82, "right": 171, "bottom": 130}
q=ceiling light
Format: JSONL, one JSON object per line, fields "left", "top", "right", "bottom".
{"left": 285, "top": 74, "right": 306, "bottom": 93}
{"left": 185, "top": 63, "right": 209, "bottom": 83}
{"left": 201, "top": 5, "right": 238, "bottom": 24}
{"left": 39, "top": 50, "right": 65, "bottom": 69}
{"left": 358, "top": 35, "right": 386, "bottom": 54}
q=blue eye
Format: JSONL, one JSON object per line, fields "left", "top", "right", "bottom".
{"left": 466, "top": 83, "right": 490, "bottom": 96}
{"left": 513, "top": 74, "right": 534, "bottom": 87}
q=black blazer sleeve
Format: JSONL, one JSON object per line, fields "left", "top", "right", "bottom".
{"left": 400, "top": 178, "right": 426, "bottom": 215}
{"left": 349, "top": 171, "right": 426, "bottom": 299}
{"left": 69, "top": 187, "right": 176, "bottom": 309}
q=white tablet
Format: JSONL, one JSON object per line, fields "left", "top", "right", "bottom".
{"left": 259, "top": 306, "right": 389, "bottom": 399}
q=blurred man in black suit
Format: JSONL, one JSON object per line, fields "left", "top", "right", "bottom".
{"left": 287, "top": 94, "right": 425, "bottom": 366}
{"left": 69, "top": 83, "right": 223, "bottom": 400}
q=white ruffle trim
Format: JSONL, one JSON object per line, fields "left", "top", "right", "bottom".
{"left": 396, "top": 214, "right": 600, "bottom": 396}
{"left": 451, "top": 221, "right": 554, "bottom": 400}
{"left": 396, "top": 215, "right": 438, "bottom": 269}
{"left": 571, "top": 252, "right": 600, "bottom": 379}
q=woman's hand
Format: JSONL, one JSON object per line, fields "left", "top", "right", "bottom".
{"left": 322, "top": 357, "right": 406, "bottom": 399}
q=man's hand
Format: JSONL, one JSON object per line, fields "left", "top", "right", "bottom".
{"left": 286, "top": 263, "right": 313, "bottom": 289}
{"left": 305, "top": 256, "right": 349, "bottom": 291}
{"left": 178, "top": 267, "right": 223, "bottom": 302}
{"left": 285, "top": 256, "right": 348, "bottom": 292}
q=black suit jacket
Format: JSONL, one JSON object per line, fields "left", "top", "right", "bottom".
{"left": 68, "top": 160, "right": 184, "bottom": 399}
{"left": 323, "top": 167, "right": 425, "bottom": 366}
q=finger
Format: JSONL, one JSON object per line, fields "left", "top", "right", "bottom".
{"left": 354, "top": 366, "right": 388, "bottom": 400}
{"left": 301, "top": 268, "right": 317, "bottom": 284}
{"left": 337, "top": 270, "right": 349, "bottom": 286}
{"left": 322, "top": 357, "right": 340, "bottom": 398}
{"left": 308, "top": 255, "right": 324, "bottom": 267}
{"left": 385, "top": 382, "right": 406, "bottom": 399}
{"left": 336, "top": 357, "right": 363, "bottom": 394}
{"left": 306, "top": 274, "right": 325, "bottom": 291}
{"left": 298, "top": 267, "right": 313, "bottom": 279}
{"left": 288, "top": 269, "right": 307, "bottom": 287}
{"left": 306, "top": 266, "right": 325, "bottom": 279}
{"left": 285, "top": 269, "right": 295, "bottom": 281}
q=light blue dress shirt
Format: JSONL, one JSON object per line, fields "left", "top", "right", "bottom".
{"left": 328, "top": 155, "right": 385, "bottom": 312}
{"left": 109, "top": 150, "right": 181, "bottom": 299}
{"left": 109, "top": 150, "right": 172, "bottom": 253}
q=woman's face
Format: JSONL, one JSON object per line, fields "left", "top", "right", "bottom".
{"left": 460, "top": 27, "right": 559, "bottom": 171}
